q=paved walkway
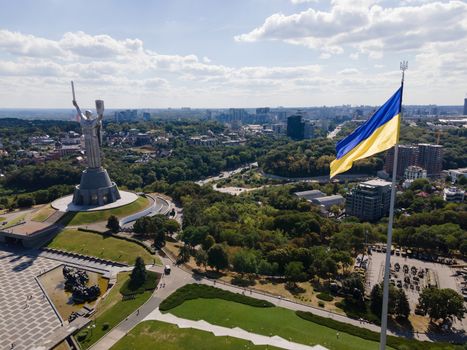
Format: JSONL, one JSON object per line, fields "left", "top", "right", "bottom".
{"left": 144, "top": 308, "right": 328, "bottom": 350}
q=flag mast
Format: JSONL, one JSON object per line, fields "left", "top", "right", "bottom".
{"left": 379, "top": 61, "right": 407, "bottom": 350}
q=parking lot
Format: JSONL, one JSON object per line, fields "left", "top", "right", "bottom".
{"left": 365, "top": 249, "right": 467, "bottom": 331}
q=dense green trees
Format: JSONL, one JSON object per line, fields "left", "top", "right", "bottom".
{"left": 133, "top": 214, "right": 180, "bottom": 248}
{"left": 418, "top": 287, "right": 465, "bottom": 323}
{"left": 370, "top": 283, "right": 410, "bottom": 319}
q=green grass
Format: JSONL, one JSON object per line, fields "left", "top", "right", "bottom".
{"left": 110, "top": 320, "right": 279, "bottom": 350}
{"left": 76, "top": 272, "right": 157, "bottom": 349}
{"left": 0, "top": 217, "right": 5, "bottom": 222}
{"left": 296, "top": 311, "right": 462, "bottom": 350}
{"left": 60, "top": 196, "right": 150, "bottom": 226}
{"left": 31, "top": 205, "right": 56, "bottom": 222}
{"left": 47, "top": 228, "right": 159, "bottom": 265}
{"left": 3, "top": 213, "right": 26, "bottom": 228}
{"left": 168, "top": 298, "right": 387, "bottom": 350}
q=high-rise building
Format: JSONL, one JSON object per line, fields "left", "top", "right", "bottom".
{"left": 463, "top": 98, "right": 467, "bottom": 115}
{"left": 417, "top": 143, "right": 443, "bottom": 177}
{"left": 303, "top": 120, "right": 315, "bottom": 139}
{"left": 346, "top": 179, "right": 391, "bottom": 221}
{"left": 384, "top": 145, "right": 418, "bottom": 178}
{"left": 287, "top": 114, "right": 305, "bottom": 140}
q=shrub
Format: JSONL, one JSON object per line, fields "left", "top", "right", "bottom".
{"left": 76, "top": 330, "right": 88, "bottom": 341}
{"left": 318, "top": 301, "right": 325, "bottom": 307}
{"left": 102, "top": 322, "right": 110, "bottom": 330}
{"left": 159, "top": 284, "right": 274, "bottom": 312}
{"left": 231, "top": 275, "right": 255, "bottom": 287}
{"left": 317, "top": 293, "right": 333, "bottom": 302}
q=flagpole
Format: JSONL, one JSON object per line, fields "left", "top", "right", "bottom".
{"left": 379, "top": 61, "right": 407, "bottom": 350}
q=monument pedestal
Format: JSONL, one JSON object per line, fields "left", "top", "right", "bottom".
{"left": 72, "top": 167, "right": 121, "bottom": 206}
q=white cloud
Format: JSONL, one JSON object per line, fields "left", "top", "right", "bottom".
{"left": 235, "top": 1, "right": 467, "bottom": 60}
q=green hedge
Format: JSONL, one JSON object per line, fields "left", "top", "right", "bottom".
{"left": 316, "top": 293, "right": 333, "bottom": 302}
{"left": 296, "top": 311, "right": 462, "bottom": 350}
{"left": 120, "top": 271, "right": 160, "bottom": 296}
{"left": 159, "top": 284, "right": 274, "bottom": 312}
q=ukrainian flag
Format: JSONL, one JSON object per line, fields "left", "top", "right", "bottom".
{"left": 330, "top": 87, "right": 402, "bottom": 178}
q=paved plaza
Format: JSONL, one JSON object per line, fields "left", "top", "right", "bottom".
{"left": 0, "top": 248, "right": 62, "bottom": 350}
{"left": 51, "top": 190, "right": 138, "bottom": 212}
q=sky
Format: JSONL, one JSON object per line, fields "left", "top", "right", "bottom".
{"left": 0, "top": 0, "right": 466, "bottom": 108}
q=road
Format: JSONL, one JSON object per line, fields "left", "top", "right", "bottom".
{"left": 195, "top": 162, "right": 257, "bottom": 186}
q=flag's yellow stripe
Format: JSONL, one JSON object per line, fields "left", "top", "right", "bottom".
{"left": 330, "top": 113, "right": 400, "bottom": 178}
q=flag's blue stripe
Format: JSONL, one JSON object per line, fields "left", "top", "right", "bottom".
{"left": 336, "top": 87, "right": 402, "bottom": 160}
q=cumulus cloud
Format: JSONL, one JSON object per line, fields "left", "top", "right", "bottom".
{"left": 235, "top": 1, "right": 467, "bottom": 59}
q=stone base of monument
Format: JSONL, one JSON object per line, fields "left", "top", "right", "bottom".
{"left": 51, "top": 190, "right": 139, "bottom": 212}
{"left": 72, "top": 167, "right": 121, "bottom": 206}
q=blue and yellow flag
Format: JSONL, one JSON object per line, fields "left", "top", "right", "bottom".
{"left": 330, "top": 87, "right": 402, "bottom": 178}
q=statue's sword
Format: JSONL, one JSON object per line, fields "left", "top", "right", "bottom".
{"left": 71, "top": 81, "right": 76, "bottom": 101}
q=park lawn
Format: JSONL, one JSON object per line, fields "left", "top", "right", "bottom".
{"left": 31, "top": 204, "right": 56, "bottom": 222}
{"left": 76, "top": 272, "right": 158, "bottom": 349}
{"left": 168, "top": 298, "right": 392, "bottom": 350}
{"left": 61, "top": 196, "right": 150, "bottom": 226}
{"left": 110, "top": 320, "right": 279, "bottom": 350}
{"left": 47, "top": 228, "right": 159, "bottom": 265}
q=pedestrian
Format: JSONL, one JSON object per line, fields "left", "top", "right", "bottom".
{"left": 136, "top": 309, "right": 140, "bottom": 316}
{"left": 336, "top": 332, "right": 339, "bottom": 339}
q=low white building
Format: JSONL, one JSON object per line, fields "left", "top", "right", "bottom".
{"left": 404, "top": 165, "right": 427, "bottom": 180}
{"left": 294, "top": 190, "right": 325, "bottom": 201}
{"left": 443, "top": 187, "right": 465, "bottom": 203}
{"left": 446, "top": 167, "right": 467, "bottom": 183}
{"left": 311, "top": 194, "right": 345, "bottom": 209}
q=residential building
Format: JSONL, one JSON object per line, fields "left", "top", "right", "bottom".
{"left": 443, "top": 187, "right": 465, "bottom": 203}
{"left": 303, "top": 120, "right": 315, "bottom": 139}
{"left": 384, "top": 145, "right": 418, "bottom": 178}
{"left": 346, "top": 179, "right": 392, "bottom": 221}
{"left": 417, "top": 143, "right": 443, "bottom": 177}
{"left": 464, "top": 98, "right": 467, "bottom": 116}
{"left": 404, "top": 165, "right": 427, "bottom": 180}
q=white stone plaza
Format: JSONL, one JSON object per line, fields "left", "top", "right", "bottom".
{"left": 51, "top": 190, "right": 138, "bottom": 212}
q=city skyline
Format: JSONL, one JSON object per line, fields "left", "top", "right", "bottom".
{"left": 0, "top": 0, "right": 466, "bottom": 108}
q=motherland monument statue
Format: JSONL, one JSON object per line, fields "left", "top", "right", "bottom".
{"left": 71, "top": 81, "right": 121, "bottom": 206}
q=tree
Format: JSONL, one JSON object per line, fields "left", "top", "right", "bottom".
{"left": 177, "top": 244, "right": 191, "bottom": 264}
{"left": 194, "top": 249, "right": 208, "bottom": 268}
{"left": 106, "top": 215, "right": 120, "bottom": 233}
{"left": 207, "top": 244, "right": 229, "bottom": 271}
{"left": 341, "top": 274, "right": 364, "bottom": 301}
{"left": 202, "top": 234, "right": 216, "bottom": 251}
{"left": 130, "top": 257, "right": 147, "bottom": 287}
{"left": 370, "top": 284, "right": 383, "bottom": 316}
{"left": 418, "top": 287, "right": 465, "bottom": 323}
{"left": 284, "top": 261, "right": 307, "bottom": 283}
{"left": 395, "top": 289, "right": 410, "bottom": 319}
{"left": 16, "top": 195, "right": 34, "bottom": 208}
{"left": 232, "top": 250, "right": 258, "bottom": 275}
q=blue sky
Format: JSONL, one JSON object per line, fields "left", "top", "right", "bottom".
{"left": 0, "top": 0, "right": 466, "bottom": 108}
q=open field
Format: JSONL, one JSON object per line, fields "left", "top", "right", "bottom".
{"left": 168, "top": 298, "right": 387, "bottom": 350}
{"left": 76, "top": 272, "right": 158, "bottom": 349}
{"left": 110, "top": 320, "right": 277, "bottom": 350}
{"left": 60, "top": 196, "right": 150, "bottom": 226}
{"left": 47, "top": 229, "right": 158, "bottom": 265}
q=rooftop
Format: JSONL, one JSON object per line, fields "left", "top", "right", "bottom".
{"left": 361, "top": 179, "right": 392, "bottom": 187}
